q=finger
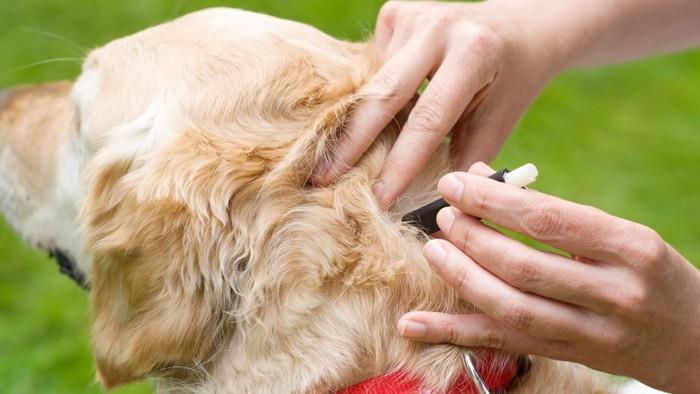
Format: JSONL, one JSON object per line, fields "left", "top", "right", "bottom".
{"left": 312, "top": 35, "right": 441, "bottom": 185}
{"left": 467, "top": 161, "right": 495, "bottom": 176}
{"left": 436, "top": 206, "right": 618, "bottom": 312}
{"left": 374, "top": 1, "right": 407, "bottom": 53}
{"left": 374, "top": 2, "right": 397, "bottom": 50}
{"left": 437, "top": 172, "right": 644, "bottom": 264}
{"left": 397, "top": 312, "right": 575, "bottom": 360}
{"left": 375, "top": 49, "right": 494, "bottom": 208}
{"left": 423, "top": 239, "right": 598, "bottom": 341}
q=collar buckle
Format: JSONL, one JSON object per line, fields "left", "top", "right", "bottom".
{"left": 463, "top": 351, "right": 491, "bottom": 394}
{"left": 463, "top": 350, "right": 532, "bottom": 393}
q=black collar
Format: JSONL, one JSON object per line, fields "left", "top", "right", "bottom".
{"left": 48, "top": 249, "right": 90, "bottom": 290}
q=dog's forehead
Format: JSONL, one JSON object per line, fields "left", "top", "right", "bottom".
{"left": 79, "top": 10, "right": 329, "bottom": 95}
{"left": 73, "top": 8, "right": 354, "bottom": 135}
{"left": 99, "top": 8, "right": 321, "bottom": 61}
{"left": 70, "top": 6, "right": 367, "bottom": 162}
{"left": 97, "top": 7, "right": 353, "bottom": 77}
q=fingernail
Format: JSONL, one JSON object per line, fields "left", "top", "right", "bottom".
{"left": 469, "top": 161, "right": 495, "bottom": 174}
{"left": 398, "top": 319, "right": 427, "bottom": 338}
{"left": 439, "top": 174, "right": 464, "bottom": 202}
{"left": 436, "top": 207, "right": 455, "bottom": 233}
{"left": 373, "top": 180, "right": 392, "bottom": 209}
{"left": 423, "top": 240, "right": 447, "bottom": 267}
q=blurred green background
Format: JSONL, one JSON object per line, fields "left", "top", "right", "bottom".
{"left": 0, "top": 1, "right": 698, "bottom": 393}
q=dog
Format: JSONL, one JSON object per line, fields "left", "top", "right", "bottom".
{"left": 0, "top": 8, "right": 612, "bottom": 393}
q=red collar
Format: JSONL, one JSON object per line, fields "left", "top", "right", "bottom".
{"left": 337, "top": 353, "right": 528, "bottom": 394}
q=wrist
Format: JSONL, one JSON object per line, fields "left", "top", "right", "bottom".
{"left": 484, "top": 0, "right": 624, "bottom": 72}
{"left": 659, "top": 264, "right": 700, "bottom": 394}
{"left": 679, "top": 269, "right": 700, "bottom": 393}
{"left": 663, "top": 361, "right": 700, "bottom": 394}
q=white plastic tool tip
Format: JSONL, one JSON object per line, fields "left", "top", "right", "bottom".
{"left": 503, "top": 163, "right": 538, "bottom": 187}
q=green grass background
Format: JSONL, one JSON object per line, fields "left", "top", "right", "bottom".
{"left": 0, "top": 1, "right": 698, "bottom": 393}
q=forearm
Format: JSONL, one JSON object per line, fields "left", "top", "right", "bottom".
{"left": 489, "top": 0, "right": 700, "bottom": 70}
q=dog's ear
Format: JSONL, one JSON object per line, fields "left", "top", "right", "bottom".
{"left": 80, "top": 43, "right": 380, "bottom": 387}
{"left": 81, "top": 95, "right": 366, "bottom": 387}
{"left": 81, "top": 132, "right": 270, "bottom": 387}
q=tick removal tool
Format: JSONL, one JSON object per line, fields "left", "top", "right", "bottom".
{"left": 402, "top": 163, "right": 539, "bottom": 235}
{"left": 402, "top": 163, "right": 538, "bottom": 394}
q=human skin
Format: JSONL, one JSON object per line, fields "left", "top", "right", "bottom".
{"left": 312, "top": 1, "right": 700, "bottom": 390}
{"left": 312, "top": 0, "right": 700, "bottom": 209}
{"left": 397, "top": 162, "right": 700, "bottom": 393}
{"left": 311, "top": 0, "right": 700, "bottom": 390}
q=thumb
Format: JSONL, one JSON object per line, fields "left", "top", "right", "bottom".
{"left": 468, "top": 161, "right": 496, "bottom": 177}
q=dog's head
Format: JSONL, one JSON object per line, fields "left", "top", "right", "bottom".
{"left": 1, "top": 8, "right": 409, "bottom": 387}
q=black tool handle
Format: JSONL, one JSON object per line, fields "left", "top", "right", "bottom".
{"left": 401, "top": 169, "right": 508, "bottom": 234}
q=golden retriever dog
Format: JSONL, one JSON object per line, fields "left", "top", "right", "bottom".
{"left": 0, "top": 8, "right": 613, "bottom": 393}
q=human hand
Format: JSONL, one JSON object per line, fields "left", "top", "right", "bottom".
{"left": 398, "top": 162, "right": 700, "bottom": 393}
{"left": 312, "top": 1, "right": 561, "bottom": 208}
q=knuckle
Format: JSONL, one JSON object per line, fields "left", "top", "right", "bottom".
{"left": 369, "top": 71, "right": 407, "bottom": 105}
{"left": 600, "top": 327, "right": 634, "bottom": 352}
{"left": 499, "top": 302, "right": 533, "bottom": 330}
{"left": 454, "top": 220, "right": 472, "bottom": 251}
{"left": 614, "top": 284, "right": 651, "bottom": 317}
{"left": 453, "top": 263, "right": 471, "bottom": 295}
{"left": 630, "top": 226, "right": 667, "bottom": 267}
{"left": 377, "top": 1, "right": 401, "bottom": 27}
{"left": 454, "top": 23, "right": 504, "bottom": 56}
{"left": 444, "top": 321, "right": 463, "bottom": 344}
{"left": 408, "top": 102, "right": 444, "bottom": 135}
{"left": 522, "top": 202, "right": 563, "bottom": 239}
{"left": 470, "top": 26, "right": 504, "bottom": 54}
{"left": 506, "top": 259, "right": 541, "bottom": 290}
{"left": 478, "top": 330, "right": 505, "bottom": 349}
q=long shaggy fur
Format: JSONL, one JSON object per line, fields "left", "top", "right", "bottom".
{"left": 0, "top": 8, "right": 611, "bottom": 393}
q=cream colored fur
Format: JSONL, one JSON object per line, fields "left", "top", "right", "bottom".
{"left": 0, "top": 8, "right": 612, "bottom": 393}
